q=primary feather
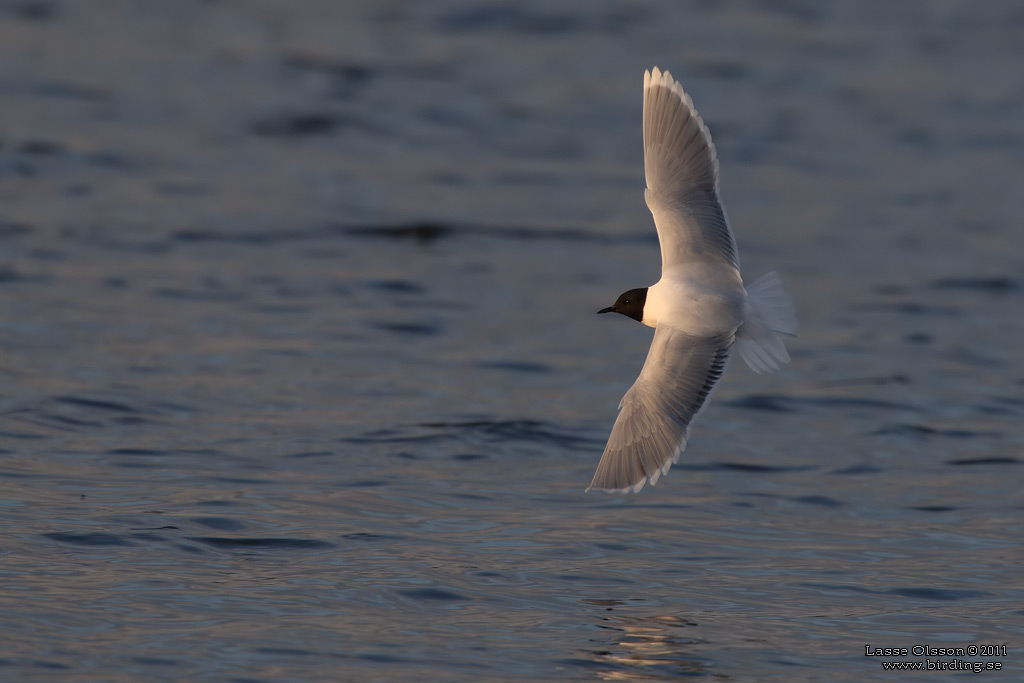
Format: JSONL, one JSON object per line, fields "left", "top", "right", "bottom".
{"left": 588, "top": 329, "right": 733, "bottom": 493}
{"left": 644, "top": 66, "right": 738, "bottom": 272}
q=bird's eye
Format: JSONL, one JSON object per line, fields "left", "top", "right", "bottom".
{"left": 623, "top": 298, "right": 630, "bottom": 304}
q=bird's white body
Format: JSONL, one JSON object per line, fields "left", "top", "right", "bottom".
{"left": 643, "top": 264, "right": 746, "bottom": 334}
{"left": 589, "top": 67, "right": 797, "bottom": 494}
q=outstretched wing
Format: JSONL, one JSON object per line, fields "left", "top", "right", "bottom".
{"left": 644, "top": 67, "right": 738, "bottom": 272}
{"left": 588, "top": 326, "right": 734, "bottom": 493}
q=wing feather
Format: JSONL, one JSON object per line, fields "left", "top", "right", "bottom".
{"left": 588, "top": 326, "right": 734, "bottom": 493}
{"left": 644, "top": 67, "right": 739, "bottom": 271}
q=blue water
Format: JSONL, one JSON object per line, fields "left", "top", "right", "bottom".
{"left": 2, "top": 1, "right": 1023, "bottom": 681}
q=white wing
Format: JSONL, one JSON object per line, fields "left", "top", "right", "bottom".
{"left": 644, "top": 67, "right": 738, "bottom": 272}
{"left": 588, "top": 326, "right": 734, "bottom": 493}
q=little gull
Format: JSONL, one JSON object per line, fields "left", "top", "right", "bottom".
{"left": 589, "top": 67, "right": 797, "bottom": 493}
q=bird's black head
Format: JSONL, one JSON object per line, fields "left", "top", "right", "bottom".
{"left": 598, "top": 287, "right": 648, "bottom": 323}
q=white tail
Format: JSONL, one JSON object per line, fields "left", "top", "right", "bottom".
{"left": 735, "top": 272, "right": 797, "bottom": 374}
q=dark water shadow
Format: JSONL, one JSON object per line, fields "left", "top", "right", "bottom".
{"left": 341, "top": 419, "right": 600, "bottom": 451}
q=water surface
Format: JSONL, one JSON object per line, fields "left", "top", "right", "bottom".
{"left": 1, "top": 1, "right": 1023, "bottom": 680}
